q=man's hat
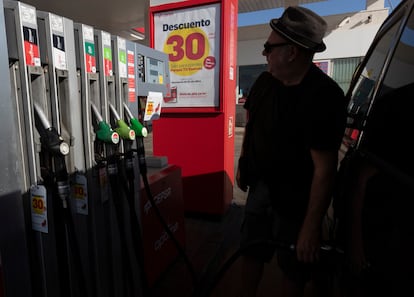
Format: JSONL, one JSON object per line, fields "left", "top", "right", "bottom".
{"left": 270, "top": 6, "right": 327, "bottom": 52}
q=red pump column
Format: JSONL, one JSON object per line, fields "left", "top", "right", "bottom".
{"left": 150, "top": 0, "right": 238, "bottom": 215}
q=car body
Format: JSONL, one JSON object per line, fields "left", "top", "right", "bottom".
{"left": 334, "top": 1, "right": 414, "bottom": 294}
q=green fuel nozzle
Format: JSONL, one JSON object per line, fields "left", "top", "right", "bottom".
{"left": 116, "top": 119, "right": 136, "bottom": 140}
{"left": 123, "top": 103, "right": 148, "bottom": 137}
{"left": 129, "top": 118, "right": 148, "bottom": 137}
{"left": 91, "top": 102, "right": 119, "bottom": 144}
{"left": 96, "top": 121, "right": 120, "bottom": 144}
{"left": 109, "top": 103, "right": 136, "bottom": 140}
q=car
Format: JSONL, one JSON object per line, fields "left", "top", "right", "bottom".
{"left": 333, "top": 0, "right": 414, "bottom": 295}
{"left": 340, "top": 0, "right": 414, "bottom": 153}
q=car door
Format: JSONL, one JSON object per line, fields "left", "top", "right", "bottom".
{"left": 334, "top": 2, "right": 414, "bottom": 295}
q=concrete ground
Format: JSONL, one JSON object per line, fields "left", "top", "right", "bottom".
{"left": 143, "top": 126, "right": 335, "bottom": 297}
{"left": 141, "top": 126, "right": 283, "bottom": 297}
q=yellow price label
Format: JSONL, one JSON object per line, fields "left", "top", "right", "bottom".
{"left": 73, "top": 184, "right": 86, "bottom": 199}
{"left": 32, "top": 196, "right": 45, "bottom": 214}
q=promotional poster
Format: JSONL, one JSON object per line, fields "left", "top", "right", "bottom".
{"left": 154, "top": 3, "right": 221, "bottom": 108}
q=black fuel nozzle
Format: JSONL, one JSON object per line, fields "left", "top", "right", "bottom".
{"left": 33, "top": 102, "right": 70, "bottom": 157}
{"left": 33, "top": 103, "right": 70, "bottom": 208}
{"left": 40, "top": 127, "right": 70, "bottom": 156}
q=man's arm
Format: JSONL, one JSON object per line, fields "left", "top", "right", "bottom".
{"left": 296, "top": 149, "right": 338, "bottom": 263}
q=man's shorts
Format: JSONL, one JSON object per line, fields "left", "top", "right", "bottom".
{"left": 240, "top": 180, "right": 279, "bottom": 262}
{"left": 240, "top": 180, "right": 330, "bottom": 285}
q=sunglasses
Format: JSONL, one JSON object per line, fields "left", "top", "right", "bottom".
{"left": 263, "top": 41, "right": 290, "bottom": 53}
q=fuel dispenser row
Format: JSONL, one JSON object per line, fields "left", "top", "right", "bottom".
{"left": 0, "top": 1, "right": 185, "bottom": 297}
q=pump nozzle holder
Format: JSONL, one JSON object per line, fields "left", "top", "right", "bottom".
{"left": 130, "top": 118, "right": 148, "bottom": 137}
{"left": 116, "top": 119, "right": 136, "bottom": 140}
{"left": 96, "top": 121, "right": 120, "bottom": 144}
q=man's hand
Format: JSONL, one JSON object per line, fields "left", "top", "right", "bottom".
{"left": 296, "top": 224, "right": 321, "bottom": 263}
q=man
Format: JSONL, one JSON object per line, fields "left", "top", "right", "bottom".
{"left": 236, "top": 6, "right": 347, "bottom": 297}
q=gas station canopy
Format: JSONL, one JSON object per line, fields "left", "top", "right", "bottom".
{"left": 21, "top": 0, "right": 325, "bottom": 42}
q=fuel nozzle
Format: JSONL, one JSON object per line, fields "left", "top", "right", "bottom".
{"left": 123, "top": 103, "right": 148, "bottom": 137}
{"left": 33, "top": 102, "right": 70, "bottom": 156}
{"left": 91, "top": 102, "right": 120, "bottom": 144}
{"left": 123, "top": 103, "right": 148, "bottom": 175}
{"left": 130, "top": 118, "right": 148, "bottom": 137}
{"left": 109, "top": 103, "right": 135, "bottom": 141}
{"left": 33, "top": 103, "right": 70, "bottom": 208}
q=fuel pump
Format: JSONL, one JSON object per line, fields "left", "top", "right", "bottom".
{"left": 3, "top": 0, "right": 40, "bottom": 199}
{"left": 108, "top": 103, "right": 147, "bottom": 295}
{"left": 111, "top": 36, "right": 152, "bottom": 296}
{"left": 74, "top": 22, "right": 114, "bottom": 297}
{"left": 32, "top": 102, "right": 82, "bottom": 297}
{"left": 0, "top": 1, "right": 32, "bottom": 296}
{"left": 36, "top": 11, "right": 85, "bottom": 175}
{"left": 122, "top": 102, "right": 148, "bottom": 204}
{"left": 132, "top": 43, "right": 195, "bottom": 287}
{"left": 121, "top": 103, "right": 150, "bottom": 293}
{"left": 93, "top": 29, "right": 127, "bottom": 297}
{"left": 119, "top": 37, "right": 143, "bottom": 216}
{"left": 36, "top": 11, "right": 90, "bottom": 297}
{"left": 96, "top": 28, "right": 150, "bottom": 297}
{"left": 3, "top": 1, "right": 63, "bottom": 296}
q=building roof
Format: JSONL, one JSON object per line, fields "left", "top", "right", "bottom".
{"left": 238, "top": 0, "right": 323, "bottom": 13}
{"left": 238, "top": 12, "right": 360, "bottom": 41}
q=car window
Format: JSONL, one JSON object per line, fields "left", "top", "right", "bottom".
{"left": 356, "top": 9, "right": 414, "bottom": 179}
{"left": 343, "top": 12, "right": 405, "bottom": 149}
{"left": 377, "top": 11, "right": 414, "bottom": 97}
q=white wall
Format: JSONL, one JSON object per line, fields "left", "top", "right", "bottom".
{"left": 238, "top": 8, "right": 390, "bottom": 65}
{"left": 237, "top": 39, "right": 268, "bottom": 66}
{"left": 315, "top": 26, "right": 382, "bottom": 60}
{"left": 150, "top": 0, "right": 187, "bottom": 5}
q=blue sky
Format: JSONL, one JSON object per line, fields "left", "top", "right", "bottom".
{"left": 238, "top": 0, "right": 403, "bottom": 27}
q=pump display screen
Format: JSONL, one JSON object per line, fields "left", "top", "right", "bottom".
{"left": 135, "top": 43, "right": 170, "bottom": 96}
{"left": 145, "top": 57, "right": 164, "bottom": 84}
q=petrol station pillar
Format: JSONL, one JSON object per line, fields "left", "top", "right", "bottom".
{"left": 150, "top": 0, "right": 238, "bottom": 215}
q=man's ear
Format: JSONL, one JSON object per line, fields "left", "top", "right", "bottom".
{"left": 287, "top": 45, "right": 298, "bottom": 62}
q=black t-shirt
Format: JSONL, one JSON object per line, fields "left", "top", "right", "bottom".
{"left": 244, "top": 65, "right": 347, "bottom": 216}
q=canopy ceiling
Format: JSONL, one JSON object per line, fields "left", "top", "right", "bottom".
{"left": 21, "top": 0, "right": 325, "bottom": 42}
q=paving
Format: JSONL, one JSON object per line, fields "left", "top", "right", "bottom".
{"left": 141, "top": 118, "right": 351, "bottom": 297}
{"left": 141, "top": 127, "right": 286, "bottom": 297}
